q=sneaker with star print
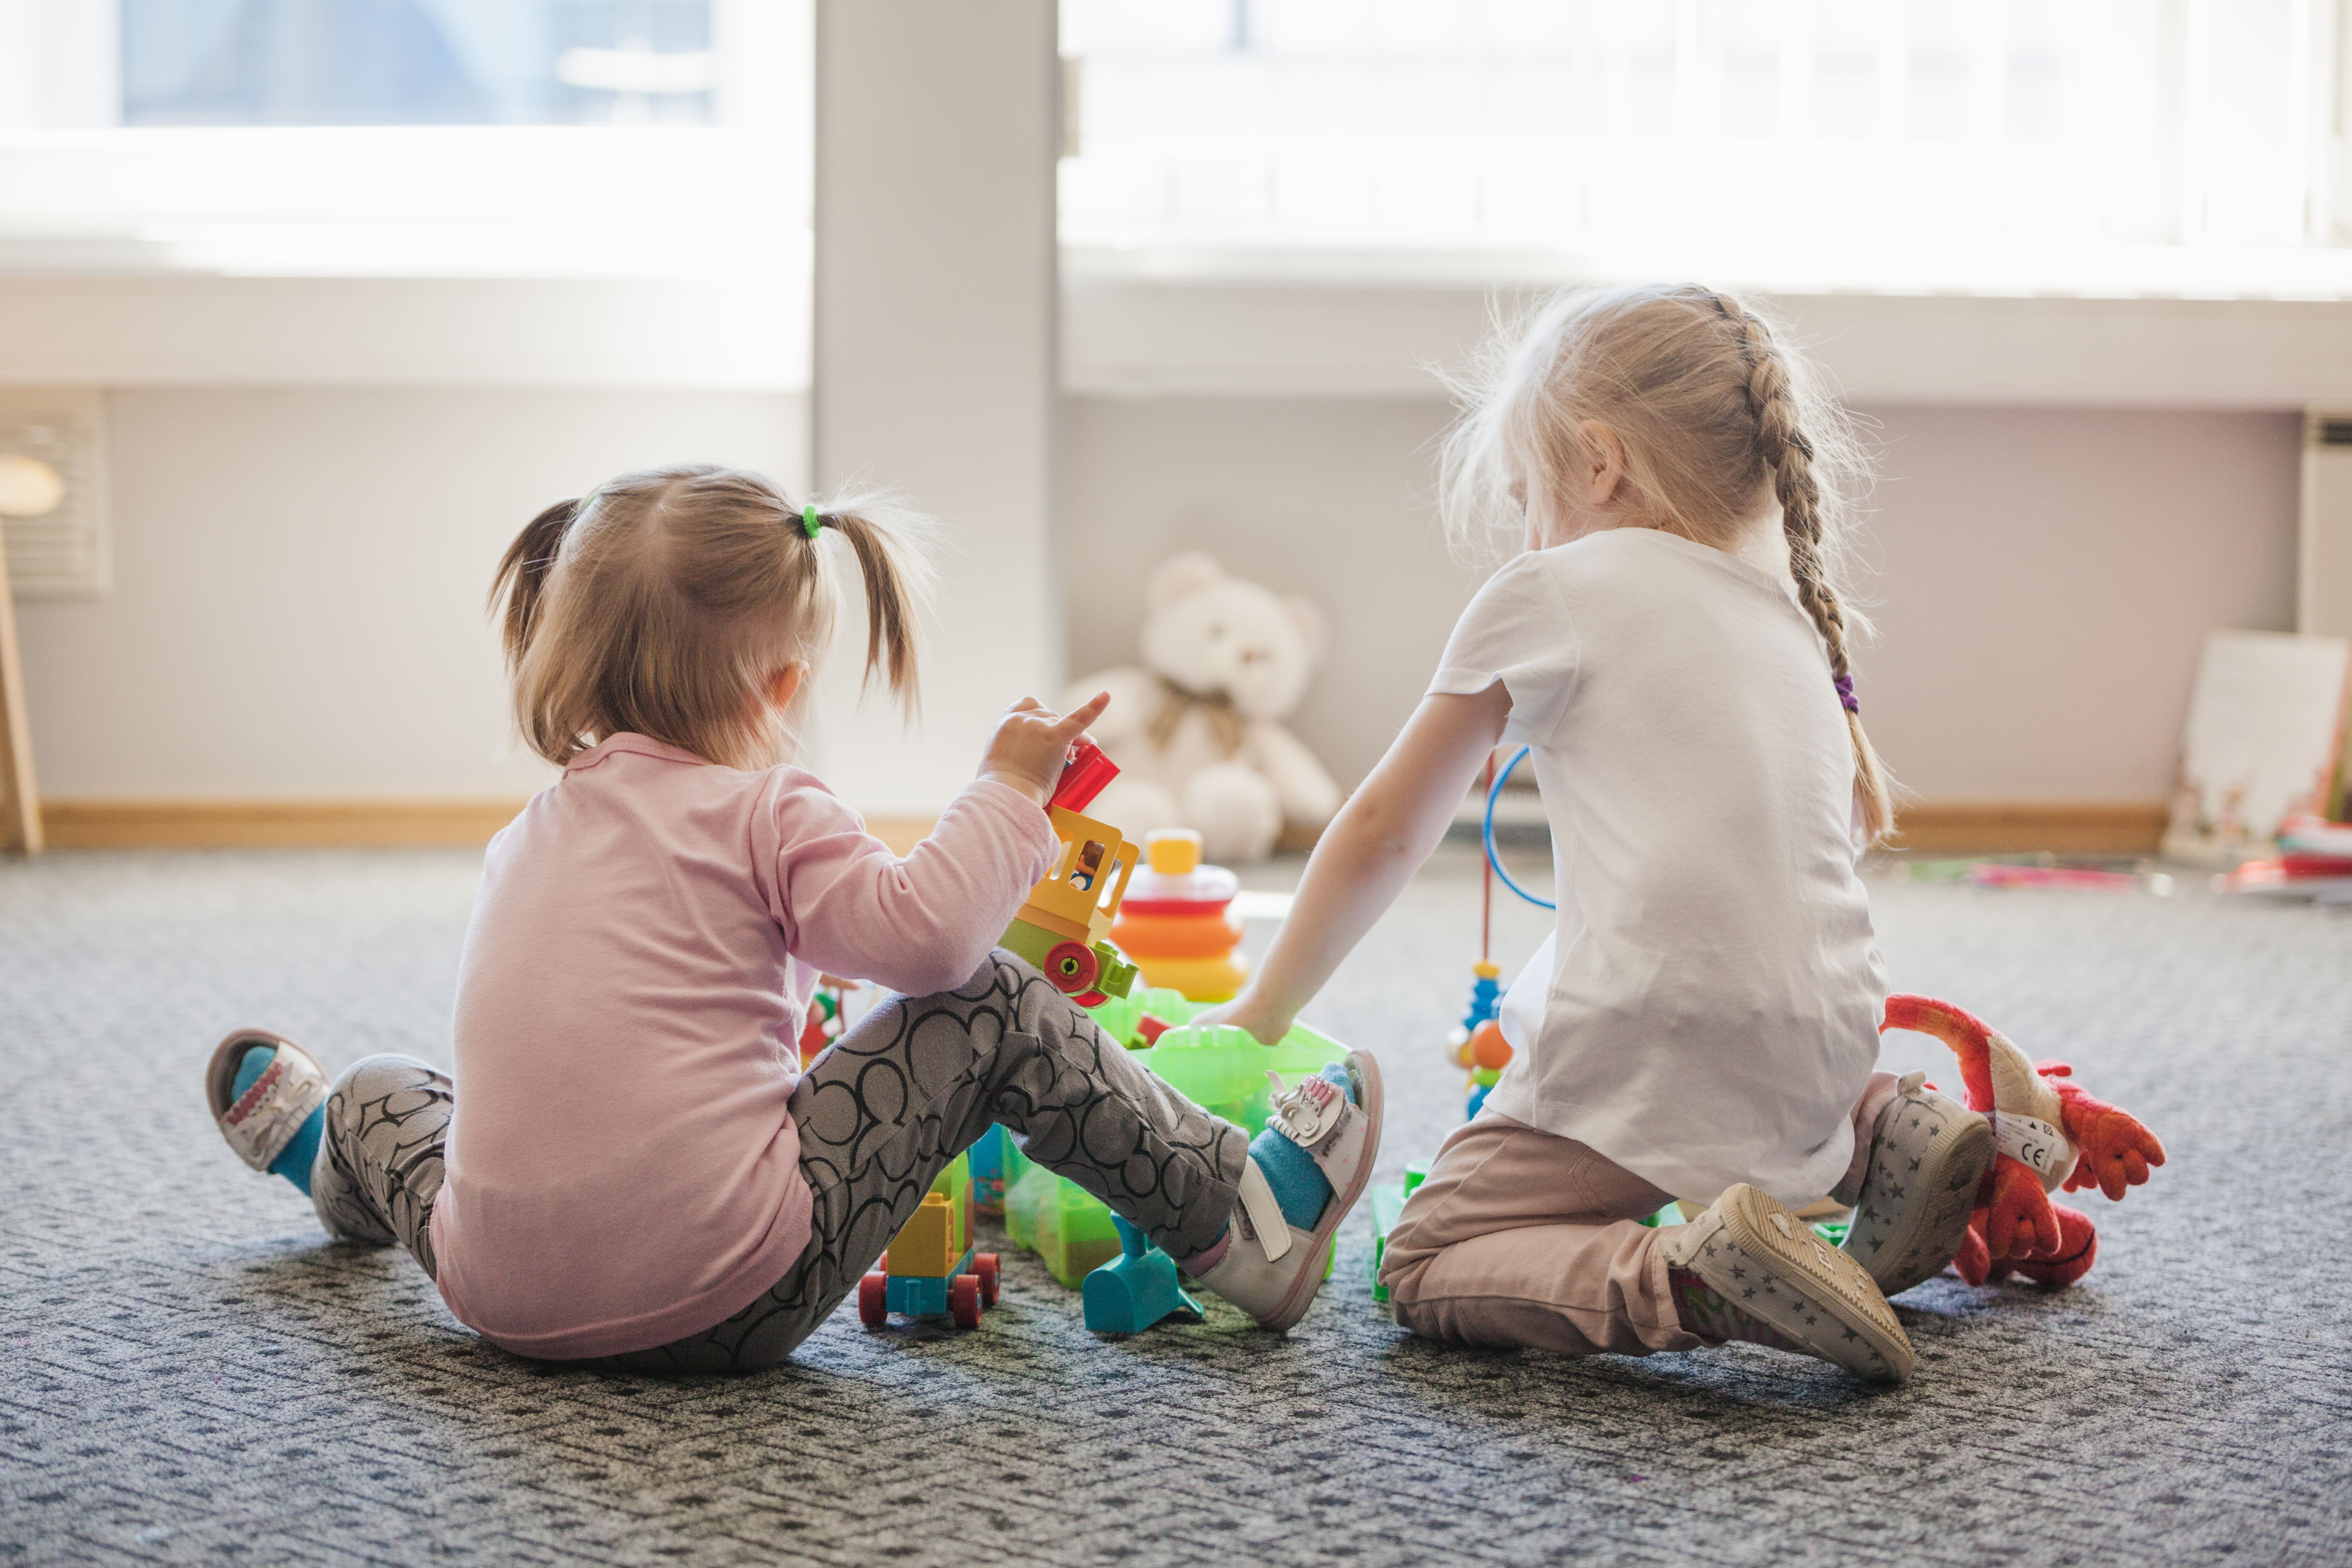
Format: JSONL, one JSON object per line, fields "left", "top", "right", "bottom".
{"left": 1663, "top": 1183, "right": 1914, "bottom": 1382}
{"left": 1841, "top": 1072, "right": 1994, "bottom": 1297}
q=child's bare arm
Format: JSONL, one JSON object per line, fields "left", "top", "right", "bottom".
{"left": 1198, "top": 683, "right": 1511, "bottom": 1043}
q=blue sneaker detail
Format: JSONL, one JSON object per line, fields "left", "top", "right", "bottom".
{"left": 230, "top": 1046, "right": 322, "bottom": 1197}
{"left": 1248, "top": 1063, "right": 1353, "bottom": 1231}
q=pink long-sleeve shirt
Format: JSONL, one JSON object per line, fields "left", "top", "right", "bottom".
{"left": 428, "top": 733, "right": 1057, "bottom": 1359}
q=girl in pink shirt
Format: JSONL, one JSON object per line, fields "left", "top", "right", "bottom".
{"left": 202, "top": 463, "right": 1382, "bottom": 1368}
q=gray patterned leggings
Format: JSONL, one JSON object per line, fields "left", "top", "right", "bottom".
{"left": 311, "top": 951, "right": 1250, "bottom": 1373}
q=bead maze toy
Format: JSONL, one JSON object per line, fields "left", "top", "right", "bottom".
{"left": 998, "top": 739, "right": 1142, "bottom": 1008}
{"left": 1441, "top": 754, "right": 1524, "bottom": 1117}
{"left": 1081, "top": 1213, "right": 1204, "bottom": 1334}
{"left": 1109, "top": 829, "right": 1249, "bottom": 1002}
{"left": 859, "top": 1151, "right": 1003, "bottom": 1330}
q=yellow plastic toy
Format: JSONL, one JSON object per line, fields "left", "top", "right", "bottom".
{"left": 998, "top": 740, "right": 1141, "bottom": 1006}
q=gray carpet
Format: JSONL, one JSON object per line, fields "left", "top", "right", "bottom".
{"left": 3, "top": 844, "right": 2348, "bottom": 1566}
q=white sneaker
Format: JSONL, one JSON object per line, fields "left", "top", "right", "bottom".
{"left": 204, "top": 1029, "right": 327, "bottom": 1174}
{"left": 1194, "top": 1051, "right": 1383, "bottom": 1332}
{"left": 1841, "top": 1072, "right": 1994, "bottom": 1297}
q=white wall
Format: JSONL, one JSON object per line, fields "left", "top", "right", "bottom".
{"left": 809, "top": 0, "right": 1060, "bottom": 816}
{"left": 1861, "top": 405, "right": 2300, "bottom": 798}
{"left": 18, "top": 387, "right": 805, "bottom": 798}
{"left": 15, "top": 388, "right": 2298, "bottom": 809}
{"left": 1064, "top": 396, "right": 1480, "bottom": 789}
{"left": 1064, "top": 397, "right": 2302, "bottom": 802}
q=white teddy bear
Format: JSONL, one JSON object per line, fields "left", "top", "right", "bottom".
{"left": 1065, "top": 551, "right": 1345, "bottom": 864}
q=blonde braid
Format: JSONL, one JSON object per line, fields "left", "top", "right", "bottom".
{"left": 1712, "top": 297, "right": 1897, "bottom": 842}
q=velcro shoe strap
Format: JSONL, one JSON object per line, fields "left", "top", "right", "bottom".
{"left": 1302, "top": 1101, "right": 1370, "bottom": 1198}
{"left": 1235, "top": 1158, "right": 1295, "bottom": 1264}
{"left": 220, "top": 1047, "right": 327, "bottom": 1172}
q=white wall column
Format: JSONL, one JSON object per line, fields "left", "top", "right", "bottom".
{"left": 811, "top": 0, "right": 1061, "bottom": 815}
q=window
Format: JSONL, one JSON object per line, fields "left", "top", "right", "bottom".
{"left": 0, "top": 0, "right": 808, "bottom": 282}
{"left": 1060, "top": 0, "right": 2352, "bottom": 297}
{"left": 118, "top": 0, "right": 721, "bottom": 128}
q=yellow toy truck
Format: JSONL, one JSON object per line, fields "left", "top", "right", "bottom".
{"left": 998, "top": 740, "right": 1140, "bottom": 1007}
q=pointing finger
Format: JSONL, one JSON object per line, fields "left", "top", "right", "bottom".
{"left": 1055, "top": 691, "right": 1111, "bottom": 735}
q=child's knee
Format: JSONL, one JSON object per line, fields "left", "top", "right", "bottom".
{"left": 330, "top": 1052, "right": 450, "bottom": 1109}
{"left": 1376, "top": 1241, "right": 1438, "bottom": 1319}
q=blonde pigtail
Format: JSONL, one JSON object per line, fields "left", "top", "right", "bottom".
{"left": 810, "top": 497, "right": 932, "bottom": 712}
{"left": 1716, "top": 301, "right": 1897, "bottom": 843}
{"left": 490, "top": 496, "right": 581, "bottom": 676}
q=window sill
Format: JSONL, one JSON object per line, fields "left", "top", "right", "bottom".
{"left": 1063, "top": 244, "right": 2352, "bottom": 407}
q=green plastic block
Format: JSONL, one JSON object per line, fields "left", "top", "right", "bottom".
{"left": 1366, "top": 1161, "right": 1429, "bottom": 1304}
{"left": 1003, "top": 1158, "right": 1124, "bottom": 1288}
{"left": 1367, "top": 1183, "right": 1406, "bottom": 1303}
{"left": 931, "top": 1148, "right": 970, "bottom": 1211}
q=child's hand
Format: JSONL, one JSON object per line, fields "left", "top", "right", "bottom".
{"left": 979, "top": 692, "right": 1111, "bottom": 806}
{"left": 1186, "top": 990, "right": 1295, "bottom": 1047}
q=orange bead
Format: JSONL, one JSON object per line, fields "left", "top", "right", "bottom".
{"left": 1469, "top": 1020, "right": 1513, "bottom": 1072}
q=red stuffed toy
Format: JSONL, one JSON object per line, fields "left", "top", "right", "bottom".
{"left": 1880, "top": 995, "right": 2166, "bottom": 1288}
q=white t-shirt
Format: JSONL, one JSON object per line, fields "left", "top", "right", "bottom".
{"left": 1431, "top": 527, "right": 1887, "bottom": 1204}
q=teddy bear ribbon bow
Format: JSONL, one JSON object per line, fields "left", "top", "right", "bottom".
{"left": 1147, "top": 678, "right": 1247, "bottom": 758}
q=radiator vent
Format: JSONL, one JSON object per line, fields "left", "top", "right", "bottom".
{"left": 2309, "top": 412, "right": 2352, "bottom": 449}
{"left": 0, "top": 391, "right": 108, "bottom": 601}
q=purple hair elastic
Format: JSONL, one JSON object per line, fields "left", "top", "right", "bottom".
{"left": 1834, "top": 673, "right": 1859, "bottom": 714}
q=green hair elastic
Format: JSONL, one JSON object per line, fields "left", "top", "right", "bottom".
{"left": 801, "top": 503, "right": 823, "bottom": 540}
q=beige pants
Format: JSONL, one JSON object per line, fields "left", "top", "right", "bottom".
{"left": 1379, "top": 1071, "right": 1900, "bottom": 1357}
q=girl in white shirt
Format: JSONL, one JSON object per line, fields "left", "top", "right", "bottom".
{"left": 1199, "top": 284, "right": 1995, "bottom": 1382}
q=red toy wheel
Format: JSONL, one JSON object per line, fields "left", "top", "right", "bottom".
{"left": 974, "top": 1251, "right": 1001, "bottom": 1306}
{"left": 1073, "top": 990, "right": 1108, "bottom": 1008}
{"left": 858, "top": 1272, "right": 888, "bottom": 1328}
{"left": 949, "top": 1273, "right": 983, "bottom": 1329}
{"left": 1043, "top": 942, "right": 1101, "bottom": 995}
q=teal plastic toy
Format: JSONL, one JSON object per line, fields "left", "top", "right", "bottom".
{"left": 969, "top": 1124, "right": 1011, "bottom": 1218}
{"left": 1081, "top": 1213, "right": 1204, "bottom": 1334}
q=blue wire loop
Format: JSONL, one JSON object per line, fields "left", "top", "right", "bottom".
{"left": 1483, "top": 745, "right": 1556, "bottom": 910}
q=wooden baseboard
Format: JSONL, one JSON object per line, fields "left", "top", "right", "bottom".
{"left": 1892, "top": 800, "right": 2168, "bottom": 856}
{"left": 34, "top": 799, "right": 949, "bottom": 852}
{"left": 29, "top": 798, "right": 2168, "bottom": 857}
{"left": 863, "top": 818, "right": 936, "bottom": 856}
{"left": 41, "top": 798, "right": 533, "bottom": 848}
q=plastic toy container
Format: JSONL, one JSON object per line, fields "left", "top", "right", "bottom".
{"left": 1085, "top": 984, "right": 1194, "bottom": 1051}
{"left": 1132, "top": 1017, "right": 1349, "bottom": 1136}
